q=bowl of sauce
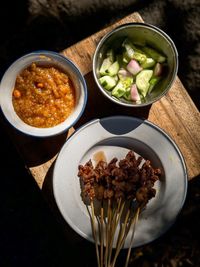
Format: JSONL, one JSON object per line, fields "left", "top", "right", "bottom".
{"left": 0, "top": 51, "right": 87, "bottom": 137}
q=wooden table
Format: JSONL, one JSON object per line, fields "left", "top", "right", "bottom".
{"left": 1, "top": 12, "right": 200, "bottom": 190}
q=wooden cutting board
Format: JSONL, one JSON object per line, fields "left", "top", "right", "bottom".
{"left": 1, "top": 12, "right": 200, "bottom": 189}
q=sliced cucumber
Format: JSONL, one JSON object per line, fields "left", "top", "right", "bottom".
{"left": 122, "top": 51, "right": 130, "bottom": 64}
{"left": 122, "top": 39, "right": 147, "bottom": 64}
{"left": 132, "top": 44, "right": 146, "bottom": 54}
{"left": 106, "top": 49, "right": 115, "bottom": 63}
{"left": 118, "top": 68, "right": 133, "bottom": 92}
{"left": 142, "top": 46, "right": 166, "bottom": 63}
{"left": 141, "top": 57, "right": 156, "bottom": 68}
{"left": 122, "top": 39, "right": 135, "bottom": 59}
{"left": 148, "top": 76, "right": 161, "bottom": 93}
{"left": 136, "top": 70, "right": 153, "bottom": 97}
{"left": 99, "top": 58, "right": 112, "bottom": 76}
{"left": 113, "top": 75, "right": 119, "bottom": 82}
{"left": 132, "top": 52, "right": 147, "bottom": 64}
{"left": 122, "top": 78, "right": 133, "bottom": 89}
{"left": 150, "top": 76, "right": 161, "bottom": 86}
{"left": 112, "top": 81, "right": 126, "bottom": 98}
{"left": 98, "top": 38, "right": 168, "bottom": 103}
{"left": 99, "top": 75, "right": 117, "bottom": 90}
{"left": 123, "top": 87, "right": 131, "bottom": 101}
{"left": 107, "top": 61, "right": 120, "bottom": 76}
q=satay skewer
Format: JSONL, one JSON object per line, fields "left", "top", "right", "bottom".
{"left": 111, "top": 206, "right": 131, "bottom": 267}
{"left": 90, "top": 200, "right": 101, "bottom": 267}
{"left": 100, "top": 201, "right": 104, "bottom": 267}
{"left": 104, "top": 198, "right": 111, "bottom": 267}
{"left": 107, "top": 198, "right": 124, "bottom": 266}
{"left": 78, "top": 151, "right": 161, "bottom": 267}
{"left": 124, "top": 207, "right": 140, "bottom": 267}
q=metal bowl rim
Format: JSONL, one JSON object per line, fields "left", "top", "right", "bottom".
{"left": 92, "top": 22, "right": 178, "bottom": 107}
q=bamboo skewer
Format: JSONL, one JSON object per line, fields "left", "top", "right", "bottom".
{"left": 111, "top": 207, "right": 131, "bottom": 267}
{"left": 96, "top": 209, "right": 103, "bottom": 267}
{"left": 104, "top": 198, "right": 111, "bottom": 267}
{"left": 96, "top": 214, "right": 101, "bottom": 251}
{"left": 116, "top": 209, "right": 135, "bottom": 253}
{"left": 87, "top": 198, "right": 141, "bottom": 267}
{"left": 86, "top": 195, "right": 145, "bottom": 267}
{"left": 100, "top": 202, "right": 104, "bottom": 267}
{"left": 90, "top": 200, "right": 101, "bottom": 267}
{"left": 124, "top": 207, "right": 140, "bottom": 267}
{"left": 113, "top": 200, "right": 127, "bottom": 261}
{"left": 107, "top": 198, "right": 124, "bottom": 266}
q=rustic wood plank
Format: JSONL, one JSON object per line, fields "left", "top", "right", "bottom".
{"left": 148, "top": 78, "right": 200, "bottom": 179}
{"left": 1, "top": 12, "right": 199, "bottom": 189}
{"left": 29, "top": 127, "right": 75, "bottom": 188}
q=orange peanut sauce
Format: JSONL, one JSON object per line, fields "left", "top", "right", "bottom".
{"left": 12, "top": 63, "right": 75, "bottom": 128}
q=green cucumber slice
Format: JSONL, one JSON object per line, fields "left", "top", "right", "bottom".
{"left": 122, "top": 39, "right": 147, "bottom": 63}
{"left": 142, "top": 46, "right": 166, "bottom": 63}
{"left": 99, "top": 75, "right": 117, "bottom": 90}
{"left": 148, "top": 76, "right": 161, "bottom": 93}
{"left": 132, "top": 52, "right": 147, "bottom": 64}
{"left": 136, "top": 70, "right": 153, "bottom": 97}
{"left": 141, "top": 57, "right": 156, "bottom": 68}
{"left": 106, "top": 49, "right": 115, "bottom": 63}
{"left": 112, "top": 81, "right": 126, "bottom": 98}
{"left": 122, "top": 39, "right": 135, "bottom": 59}
{"left": 122, "top": 51, "right": 130, "bottom": 64}
{"left": 99, "top": 58, "right": 112, "bottom": 76}
{"left": 107, "top": 61, "right": 120, "bottom": 76}
{"left": 123, "top": 87, "right": 131, "bottom": 100}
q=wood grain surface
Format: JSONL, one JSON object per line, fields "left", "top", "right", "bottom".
{"left": 1, "top": 12, "right": 199, "bottom": 189}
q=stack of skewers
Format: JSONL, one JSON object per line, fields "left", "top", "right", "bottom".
{"left": 78, "top": 150, "right": 161, "bottom": 267}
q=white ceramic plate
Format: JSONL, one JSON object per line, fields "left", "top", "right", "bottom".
{"left": 53, "top": 116, "right": 187, "bottom": 248}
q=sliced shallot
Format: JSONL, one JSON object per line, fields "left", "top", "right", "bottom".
{"left": 118, "top": 68, "right": 132, "bottom": 80}
{"left": 130, "top": 84, "right": 140, "bottom": 101}
{"left": 153, "top": 63, "right": 163, "bottom": 76}
{"left": 126, "top": 59, "right": 142, "bottom": 75}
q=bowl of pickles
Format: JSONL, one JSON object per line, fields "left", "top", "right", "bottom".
{"left": 93, "top": 23, "right": 178, "bottom": 107}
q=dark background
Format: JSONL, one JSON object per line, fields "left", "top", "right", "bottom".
{"left": 0, "top": 1, "right": 199, "bottom": 266}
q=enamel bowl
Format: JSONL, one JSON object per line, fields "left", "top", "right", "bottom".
{"left": 0, "top": 51, "right": 87, "bottom": 137}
